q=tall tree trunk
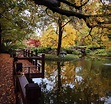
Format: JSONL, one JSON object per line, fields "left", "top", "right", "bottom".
{"left": 57, "top": 18, "right": 63, "bottom": 56}
{"left": 57, "top": 62, "right": 61, "bottom": 104}
{"left": 0, "top": 25, "right": 1, "bottom": 53}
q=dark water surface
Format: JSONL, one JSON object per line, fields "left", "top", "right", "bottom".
{"left": 33, "top": 57, "right": 111, "bottom": 104}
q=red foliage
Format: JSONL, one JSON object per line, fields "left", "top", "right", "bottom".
{"left": 27, "top": 38, "right": 41, "bottom": 47}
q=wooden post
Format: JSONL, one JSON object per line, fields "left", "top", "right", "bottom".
{"left": 13, "top": 57, "right": 18, "bottom": 77}
{"left": 38, "top": 63, "right": 40, "bottom": 72}
{"left": 32, "top": 59, "right": 35, "bottom": 65}
{"left": 26, "top": 49, "right": 28, "bottom": 57}
{"left": 16, "top": 75, "right": 42, "bottom": 104}
{"left": 25, "top": 83, "right": 41, "bottom": 104}
{"left": 31, "top": 51, "right": 33, "bottom": 56}
{"left": 13, "top": 57, "right": 18, "bottom": 87}
{"left": 13, "top": 51, "right": 16, "bottom": 58}
{"left": 28, "top": 50, "right": 30, "bottom": 57}
{"left": 35, "top": 51, "right": 37, "bottom": 67}
{"left": 23, "top": 49, "right": 26, "bottom": 57}
{"left": 16, "top": 63, "right": 22, "bottom": 72}
{"left": 42, "top": 54, "right": 45, "bottom": 78}
{"left": 14, "top": 57, "right": 18, "bottom": 62}
{"left": 30, "top": 51, "right": 33, "bottom": 63}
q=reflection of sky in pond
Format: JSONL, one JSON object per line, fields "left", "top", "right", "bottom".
{"left": 33, "top": 78, "right": 56, "bottom": 91}
{"left": 33, "top": 70, "right": 58, "bottom": 91}
{"left": 33, "top": 66, "right": 83, "bottom": 91}
{"left": 75, "top": 66, "right": 82, "bottom": 82}
{"left": 33, "top": 58, "right": 111, "bottom": 104}
{"left": 75, "top": 66, "right": 82, "bottom": 73}
{"left": 104, "top": 63, "right": 111, "bottom": 66}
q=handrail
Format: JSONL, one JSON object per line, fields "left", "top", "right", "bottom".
{"left": 14, "top": 54, "right": 45, "bottom": 78}
{"left": 16, "top": 74, "right": 41, "bottom": 104}
{"left": 14, "top": 62, "right": 42, "bottom": 104}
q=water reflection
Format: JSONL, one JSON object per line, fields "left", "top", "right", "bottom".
{"left": 33, "top": 57, "right": 111, "bottom": 104}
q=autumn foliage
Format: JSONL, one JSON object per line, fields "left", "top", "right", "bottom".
{"left": 40, "top": 24, "right": 77, "bottom": 48}
{"left": 27, "top": 38, "right": 41, "bottom": 47}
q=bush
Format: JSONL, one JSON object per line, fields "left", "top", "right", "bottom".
{"left": 72, "top": 50, "right": 82, "bottom": 55}
{"left": 64, "top": 48, "right": 73, "bottom": 54}
{"left": 62, "top": 48, "right": 83, "bottom": 57}
{"left": 1, "top": 44, "right": 9, "bottom": 53}
{"left": 107, "top": 49, "right": 111, "bottom": 56}
{"left": 85, "top": 49, "right": 91, "bottom": 54}
{"left": 88, "top": 49, "right": 107, "bottom": 56}
{"left": 33, "top": 47, "right": 52, "bottom": 54}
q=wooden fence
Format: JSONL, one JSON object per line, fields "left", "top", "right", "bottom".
{"left": 11, "top": 49, "right": 45, "bottom": 104}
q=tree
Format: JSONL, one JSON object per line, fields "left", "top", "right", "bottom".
{"left": 40, "top": 25, "right": 58, "bottom": 48}
{"left": 0, "top": 0, "right": 40, "bottom": 51}
{"left": 40, "top": 23, "right": 77, "bottom": 50}
{"left": 0, "top": 25, "right": 1, "bottom": 52}
{"left": 62, "top": 23, "right": 77, "bottom": 48}
{"left": 32, "top": 0, "right": 111, "bottom": 28}
{"left": 57, "top": 18, "right": 63, "bottom": 55}
{"left": 26, "top": 38, "right": 41, "bottom": 48}
{"left": 32, "top": 0, "right": 111, "bottom": 55}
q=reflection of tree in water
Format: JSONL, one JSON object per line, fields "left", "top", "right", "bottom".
{"left": 75, "top": 68, "right": 110, "bottom": 103}
{"left": 39, "top": 60, "right": 111, "bottom": 104}
{"left": 101, "top": 64, "right": 111, "bottom": 79}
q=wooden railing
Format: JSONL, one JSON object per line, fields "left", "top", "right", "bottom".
{"left": 13, "top": 55, "right": 45, "bottom": 78}
{"left": 15, "top": 72, "right": 41, "bottom": 104}
{"left": 12, "top": 49, "right": 45, "bottom": 78}
{"left": 12, "top": 49, "right": 45, "bottom": 104}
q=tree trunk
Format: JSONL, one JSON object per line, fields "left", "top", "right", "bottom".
{"left": 57, "top": 62, "right": 61, "bottom": 104}
{"left": 57, "top": 19, "right": 63, "bottom": 56}
{"left": 0, "top": 25, "right": 1, "bottom": 53}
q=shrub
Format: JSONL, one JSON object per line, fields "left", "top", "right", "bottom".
{"left": 72, "top": 50, "right": 82, "bottom": 58}
{"left": 33, "top": 47, "right": 52, "bottom": 54}
{"left": 107, "top": 49, "right": 111, "bottom": 56}
{"left": 64, "top": 48, "right": 73, "bottom": 54}
{"left": 1, "top": 44, "right": 8, "bottom": 53}
{"left": 88, "top": 49, "right": 107, "bottom": 56}
{"left": 85, "top": 49, "right": 91, "bottom": 54}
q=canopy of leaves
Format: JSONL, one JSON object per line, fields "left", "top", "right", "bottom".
{"left": 31, "top": 0, "right": 111, "bottom": 51}
{"left": 0, "top": 0, "right": 40, "bottom": 50}
{"left": 40, "top": 25, "right": 58, "bottom": 48}
{"left": 32, "top": 0, "right": 111, "bottom": 36}
{"left": 40, "top": 24, "right": 77, "bottom": 48}
{"left": 26, "top": 38, "right": 41, "bottom": 47}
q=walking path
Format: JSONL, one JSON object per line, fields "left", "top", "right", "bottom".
{"left": 0, "top": 53, "right": 39, "bottom": 104}
{"left": 0, "top": 54, "right": 15, "bottom": 104}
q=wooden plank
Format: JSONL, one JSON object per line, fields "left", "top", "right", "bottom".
{"left": 16, "top": 57, "right": 42, "bottom": 60}
{"left": 17, "top": 75, "right": 29, "bottom": 104}
{"left": 25, "top": 73, "right": 44, "bottom": 78}
{"left": 17, "top": 75, "right": 42, "bottom": 104}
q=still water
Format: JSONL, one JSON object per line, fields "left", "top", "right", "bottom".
{"left": 33, "top": 57, "right": 111, "bottom": 104}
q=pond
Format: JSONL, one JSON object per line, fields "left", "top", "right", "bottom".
{"left": 33, "top": 56, "right": 111, "bottom": 104}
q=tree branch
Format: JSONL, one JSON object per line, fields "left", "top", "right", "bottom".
{"left": 59, "top": 0, "right": 89, "bottom": 9}
{"left": 32, "top": 0, "right": 111, "bottom": 29}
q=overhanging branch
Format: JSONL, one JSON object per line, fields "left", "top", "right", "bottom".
{"left": 59, "top": 0, "right": 89, "bottom": 9}
{"left": 32, "top": 0, "right": 111, "bottom": 29}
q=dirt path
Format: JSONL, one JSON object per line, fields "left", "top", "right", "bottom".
{"left": 0, "top": 54, "right": 15, "bottom": 104}
{"left": 0, "top": 53, "right": 41, "bottom": 104}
